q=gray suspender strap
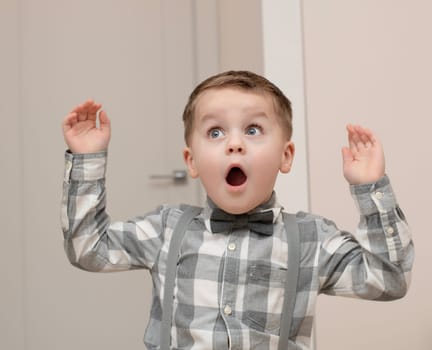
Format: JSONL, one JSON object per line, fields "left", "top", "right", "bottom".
{"left": 160, "top": 208, "right": 300, "bottom": 350}
{"left": 278, "top": 212, "right": 301, "bottom": 350}
{"left": 160, "top": 206, "right": 201, "bottom": 350}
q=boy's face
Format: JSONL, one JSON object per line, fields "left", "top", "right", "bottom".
{"left": 183, "top": 88, "right": 294, "bottom": 214}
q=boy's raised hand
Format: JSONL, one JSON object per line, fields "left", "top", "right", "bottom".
{"left": 63, "top": 99, "right": 111, "bottom": 154}
{"left": 342, "top": 124, "right": 385, "bottom": 185}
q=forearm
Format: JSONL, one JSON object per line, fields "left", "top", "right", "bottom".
{"left": 61, "top": 151, "right": 144, "bottom": 272}
{"left": 319, "top": 175, "right": 413, "bottom": 300}
{"left": 351, "top": 175, "right": 412, "bottom": 265}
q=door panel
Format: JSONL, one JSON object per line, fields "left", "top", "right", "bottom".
{"left": 20, "top": 1, "right": 209, "bottom": 349}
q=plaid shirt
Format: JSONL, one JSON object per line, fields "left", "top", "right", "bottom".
{"left": 61, "top": 152, "right": 413, "bottom": 350}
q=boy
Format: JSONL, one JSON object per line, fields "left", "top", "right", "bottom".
{"left": 61, "top": 71, "right": 413, "bottom": 349}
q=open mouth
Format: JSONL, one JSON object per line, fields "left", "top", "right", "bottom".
{"left": 226, "top": 167, "right": 247, "bottom": 186}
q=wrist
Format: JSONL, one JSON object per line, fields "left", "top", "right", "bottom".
{"left": 67, "top": 148, "right": 108, "bottom": 155}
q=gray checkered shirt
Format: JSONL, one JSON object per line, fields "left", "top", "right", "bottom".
{"left": 61, "top": 152, "right": 413, "bottom": 350}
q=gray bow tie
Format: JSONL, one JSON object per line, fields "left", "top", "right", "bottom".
{"left": 210, "top": 208, "right": 274, "bottom": 235}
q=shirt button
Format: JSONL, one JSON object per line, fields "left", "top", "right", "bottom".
{"left": 223, "top": 305, "right": 232, "bottom": 316}
{"left": 375, "top": 191, "right": 383, "bottom": 200}
{"left": 386, "top": 227, "right": 395, "bottom": 235}
{"left": 228, "top": 243, "right": 236, "bottom": 251}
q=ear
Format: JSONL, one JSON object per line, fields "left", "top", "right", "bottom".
{"left": 183, "top": 147, "right": 199, "bottom": 178}
{"left": 280, "top": 141, "right": 295, "bottom": 174}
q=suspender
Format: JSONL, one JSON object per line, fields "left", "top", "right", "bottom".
{"left": 279, "top": 213, "right": 301, "bottom": 350}
{"left": 160, "top": 206, "right": 201, "bottom": 350}
{"left": 160, "top": 207, "right": 300, "bottom": 350}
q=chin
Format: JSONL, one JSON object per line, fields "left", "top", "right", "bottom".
{"left": 222, "top": 206, "right": 249, "bottom": 215}
{"left": 216, "top": 199, "right": 259, "bottom": 215}
{"left": 207, "top": 187, "right": 272, "bottom": 214}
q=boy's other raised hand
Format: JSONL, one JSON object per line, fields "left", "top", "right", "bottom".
{"left": 63, "top": 99, "right": 111, "bottom": 154}
{"left": 342, "top": 124, "right": 385, "bottom": 185}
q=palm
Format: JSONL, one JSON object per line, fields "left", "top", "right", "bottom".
{"left": 63, "top": 99, "right": 111, "bottom": 154}
{"left": 342, "top": 125, "right": 385, "bottom": 185}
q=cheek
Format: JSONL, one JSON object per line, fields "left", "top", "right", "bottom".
{"left": 251, "top": 148, "right": 284, "bottom": 182}
{"left": 196, "top": 161, "right": 222, "bottom": 197}
{"left": 255, "top": 146, "right": 284, "bottom": 169}
{"left": 194, "top": 149, "right": 219, "bottom": 176}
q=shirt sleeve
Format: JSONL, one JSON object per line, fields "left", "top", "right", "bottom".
{"left": 318, "top": 175, "right": 414, "bottom": 300}
{"left": 61, "top": 151, "right": 167, "bottom": 272}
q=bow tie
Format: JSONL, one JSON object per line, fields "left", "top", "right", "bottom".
{"left": 210, "top": 208, "right": 274, "bottom": 236}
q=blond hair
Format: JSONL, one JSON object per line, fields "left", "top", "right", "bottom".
{"left": 182, "top": 70, "right": 293, "bottom": 145}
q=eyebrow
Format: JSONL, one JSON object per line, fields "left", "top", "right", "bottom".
{"left": 198, "top": 113, "right": 218, "bottom": 124}
{"left": 199, "top": 110, "right": 270, "bottom": 124}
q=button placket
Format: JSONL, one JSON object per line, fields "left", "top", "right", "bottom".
{"left": 373, "top": 189, "right": 396, "bottom": 237}
{"left": 221, "top": 238, "right": 238, "bottom": 316}
{"left": 220, "top": 235, "right": 241, "bottom": 335}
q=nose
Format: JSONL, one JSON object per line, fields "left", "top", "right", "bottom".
{"left": 226, "top": 133, "right": 245, "bottom": 154}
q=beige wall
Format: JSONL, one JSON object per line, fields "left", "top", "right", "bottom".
{"left": 303, "top": 1, "right": 431, "bottom": 349}
{"left": 218, "top": 0, "right": 264, "bottom": 74}
{"left": 0, "top": 0, "right": 25, "bottom": 348}
{"left": 0, "top": 1, "right": 211, "bottom": 349}
{"left": 0, "top": 1, "right": 264, "bottom": 349}
{"left": 2, "top": 0, "right": 430, "bottom": 349}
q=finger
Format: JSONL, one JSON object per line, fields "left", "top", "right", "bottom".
{"left": 70, "top": 101, "right": 88, "bottom": 121}
{"left": 79, "top": 100, "right": 100, "bottom": 121}
{"left": 88, "top": 103, "right": 102, "bottom": 121}
{"left": 355, "top": 124, "right": 373, "bottom": 150}
{"left": 351, "top": 125, "right": 369, "bottom": 151}
{"left": 82, "top": 98, "right": 96, "bottom": 109}
{"left": 363, "top": 127, "right": 378, "bottom": 145}
{"left": 341, "top": 146, "right": 353, "bottom": 162}
{"left": 353, "top": 125, "right": 367, "bottom": 142}
{"left": 89, "top": 102, "right": 102, "bottom": 114}
{"left": 83, "top": 99, "right": 101, "bottom": 112}
{"left": 70, "top": 103, "right": 83, "bottom": 114}
{"left": 71, "top": 99, "right": 90, "bottom": 113}
{"left": 77, "top": 109, "right": 88, "bottom": 122}
{"left": 71, "top": 99, "right": 99, "bottom": 119}
{"left": 354, "top": 125, "right": 376, "bottom": 149}
{"left": 63, "top": 112, "right": 78, "bottom": 132}
{"left": 346, "top": 124, "right": 360, "bottom": 153}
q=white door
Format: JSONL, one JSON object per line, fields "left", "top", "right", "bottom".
{"left": 16, "top": 1, "right": 216, "bottom": 349}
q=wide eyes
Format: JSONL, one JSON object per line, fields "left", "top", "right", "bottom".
{"left": 208, "top": 125, "right": 263, "bottom": 139}
{"left": 246, "top": 125, "right": 262, "bottom": 136}
{"left": 209, "top": 128, "right": 224, "bottom": 139}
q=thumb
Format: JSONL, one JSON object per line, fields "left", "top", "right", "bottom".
{"left": 98, "top": 110, "right": 111, "bottom": 129}
{"left": 341, "top": 147, "right": 353, "bottom": 163}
